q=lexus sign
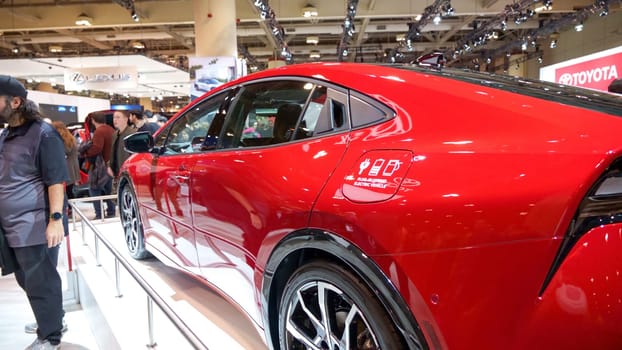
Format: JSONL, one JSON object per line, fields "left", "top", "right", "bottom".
{"left": 540, "top": 46, "right": 621, "bottom": 92}
{"left": 64, "top": 66, "right": 138, "bottom": 91}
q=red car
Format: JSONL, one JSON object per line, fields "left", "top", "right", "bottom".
{"left": 119, "top": 63, "right": 622, "bottom": 350}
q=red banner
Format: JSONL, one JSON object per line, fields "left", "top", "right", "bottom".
{"left": 554, "top": 52, "right": 621, "bottom": 92}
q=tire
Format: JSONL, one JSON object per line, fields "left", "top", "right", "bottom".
{"left": 119, "top": 184, "right": 150, "bottom": 260}
{"left": 278, "top": 261, "right": 403, "bottom": 350}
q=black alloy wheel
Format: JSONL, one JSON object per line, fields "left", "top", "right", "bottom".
{"left": 119, "top": 184, "right": 150, "bottom": 259}
{"left": 278, "top": 261, "right": 402, "bottom": 350}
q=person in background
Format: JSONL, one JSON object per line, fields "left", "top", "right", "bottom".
{"left": 156, "top": 115, "right": 168, "bottom": 127}
{"left": 107, "top": 110, "right": 135, "bottom": 189}
{"left": 144, "top": 109, "right": 155, "bottom": 123}
{"left": 52, "top": 121, "right": 80, "bottom": 217}
{"left": 0, "top": 75, "right": 69, "bottom": 350}
{"left": 80, "top": 111, "right": 115, "bottom": 219}
{"left": 130, "top": 109, "right": 159, "bottom": 135}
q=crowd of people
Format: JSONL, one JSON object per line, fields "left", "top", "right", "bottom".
{"left": 0, "top": 74, "right": 166, "bottom": 350}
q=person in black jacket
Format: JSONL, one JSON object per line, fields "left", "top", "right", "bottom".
{"left": 0, "top": 75, "right": 68, "bottom": 350}
{"left": 130, "top": 109, "right": 159, "bottom": 135}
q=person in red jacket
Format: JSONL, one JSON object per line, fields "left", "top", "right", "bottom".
{"left": 80, "top": 111, "right": 115, "bottom": 219}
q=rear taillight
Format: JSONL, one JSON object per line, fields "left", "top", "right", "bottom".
{"left": 540, "top": 158, "right": 622, "bottom": 295}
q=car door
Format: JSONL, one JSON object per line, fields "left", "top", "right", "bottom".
{"left": 140, "top": 92, "right": 231, "bottom": 272}
{"left": 189, "top": 79, "right": 351, "bottom": 322}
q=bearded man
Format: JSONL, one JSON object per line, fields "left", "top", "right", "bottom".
{"left": 0, "top": 75, "right": 69, "bottom": 350}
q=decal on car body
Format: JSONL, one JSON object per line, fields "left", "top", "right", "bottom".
{"left": 342, "top": 150, "right": 413, "bottom": 202}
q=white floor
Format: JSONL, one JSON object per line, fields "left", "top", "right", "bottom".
{"left": 0, "top": 200, "right": 268, "bottom": 350}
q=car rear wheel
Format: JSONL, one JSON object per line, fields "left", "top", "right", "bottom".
{"left": 119, "top": 184, "right": 150, "bottom": 260}
{"left": 278, "top": 261, "right": 403, "bottom": 350}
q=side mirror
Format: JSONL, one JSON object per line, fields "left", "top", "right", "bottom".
{"left": 124, "top": 131, "right": 154, "bottom": 153}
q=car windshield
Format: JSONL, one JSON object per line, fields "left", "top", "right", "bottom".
{"left": 392, "top": 64, "right": 622, "bottom": 117}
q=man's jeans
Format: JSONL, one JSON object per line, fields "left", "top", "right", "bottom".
{"left": 89, "top": 177, "right": 115, "bottom": 218}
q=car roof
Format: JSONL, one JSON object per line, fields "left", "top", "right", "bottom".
{"left": 233, "top": 62, "right": 622, "bottom": 117}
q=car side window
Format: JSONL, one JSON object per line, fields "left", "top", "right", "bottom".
{"left": 349, "top": 91, "right": 394, "bottom": 128}
{"left": 219, "top": 80, "right": 347, "bottom": 149}
{"left": 219, "top": 80, "right": 308, "bottom": 148}
{"left": 162, "top": 92, "right": 228, "bottom": 155}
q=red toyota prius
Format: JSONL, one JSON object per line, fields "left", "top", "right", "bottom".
{"left": 119, "top": 62, "right": 622, "bottom": 350}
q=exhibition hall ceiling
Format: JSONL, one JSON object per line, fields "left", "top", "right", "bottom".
{"left": 0, "top": 0, "right": 618, "bottom": 97}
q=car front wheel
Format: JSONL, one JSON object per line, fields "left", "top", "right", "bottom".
{"left": 119, "top": 184, "right": 150, "bottom": 260}
{"left": 278, "top": 261, "right": 403, "bottom": 350}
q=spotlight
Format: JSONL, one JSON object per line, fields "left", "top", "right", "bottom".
{"left": 544, "top": 0, "right": 553, "bottom": 10}
{"left": 486, "top": 57, "right": 492, "bottom": 64}
{"left": 433, "top": 14, "right": 441, "bottom": 25}
{"left": 574, "top": 22, "right": 583, "bottom": 32}
{"left": 550, "top": 39, "right": 557, "bottom": 48}
{"left": 521, "top": 42, "right": 528, "bottom": 51}
{"left": 600, "top": 3, "right": 609, "bottom": 16}
{"left": 131, "top": 11, "right": 139, "bottom": 22}
{"left": 537, "top": 56, "right": 543, "bottom": 64}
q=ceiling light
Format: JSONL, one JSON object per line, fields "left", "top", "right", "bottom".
{"left": 75, "top": 13, "right": 92, "bottom": 26}
{"left": 550, "top": 39, "right": 557, "bottom": 48}
{"left": 131, "top": 10, "right": 139, "bottom": 22}
{"left": 302, "top": 5, "right": 318, "bottom": 18}
{"left": 306, "top": 36, "right": 319, "bottom": 45}
{"left": 131, "top": 41, "right": 145, "bottom": 49}
{"left": 574, "top": 22, "right": 583, "bottom": 32}
{"left": 49, "top": 45, "right": 63, "bottom": 53}
{"left": 309, "top": 50, "right": 320, "bottom": 59}
{"left": 11, "top": 47, "right": 19, "bottom": 54}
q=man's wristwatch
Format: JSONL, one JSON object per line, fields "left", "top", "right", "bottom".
{"left": 50, "top": 212, "right": 63, "bottom": 221}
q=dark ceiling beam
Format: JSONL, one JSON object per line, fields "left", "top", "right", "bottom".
{"left": 337, "top": 0, "right": 359, "bottom": 61}
{"left": 245, "top": 0, "right": 278, "bottom": 52}
{"left": 252, "top": 0, "right": 292, "bottom": 61}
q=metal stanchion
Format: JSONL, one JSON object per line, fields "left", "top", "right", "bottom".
{"left": 147, "top": 296, "right": 157, "bottom": 348}
{"left": 114, "top": 258, "right": 123, "bottom": 298}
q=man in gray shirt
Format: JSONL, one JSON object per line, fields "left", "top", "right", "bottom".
{"left": 0, "top": 75, "right": 69, "bottom": 350}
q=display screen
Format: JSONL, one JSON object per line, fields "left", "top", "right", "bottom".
{"left": 39, "top": 103, "right": 78, "bottom": 124}
{"left": 111, "top": 104, "right": 142, "bottom": 111}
